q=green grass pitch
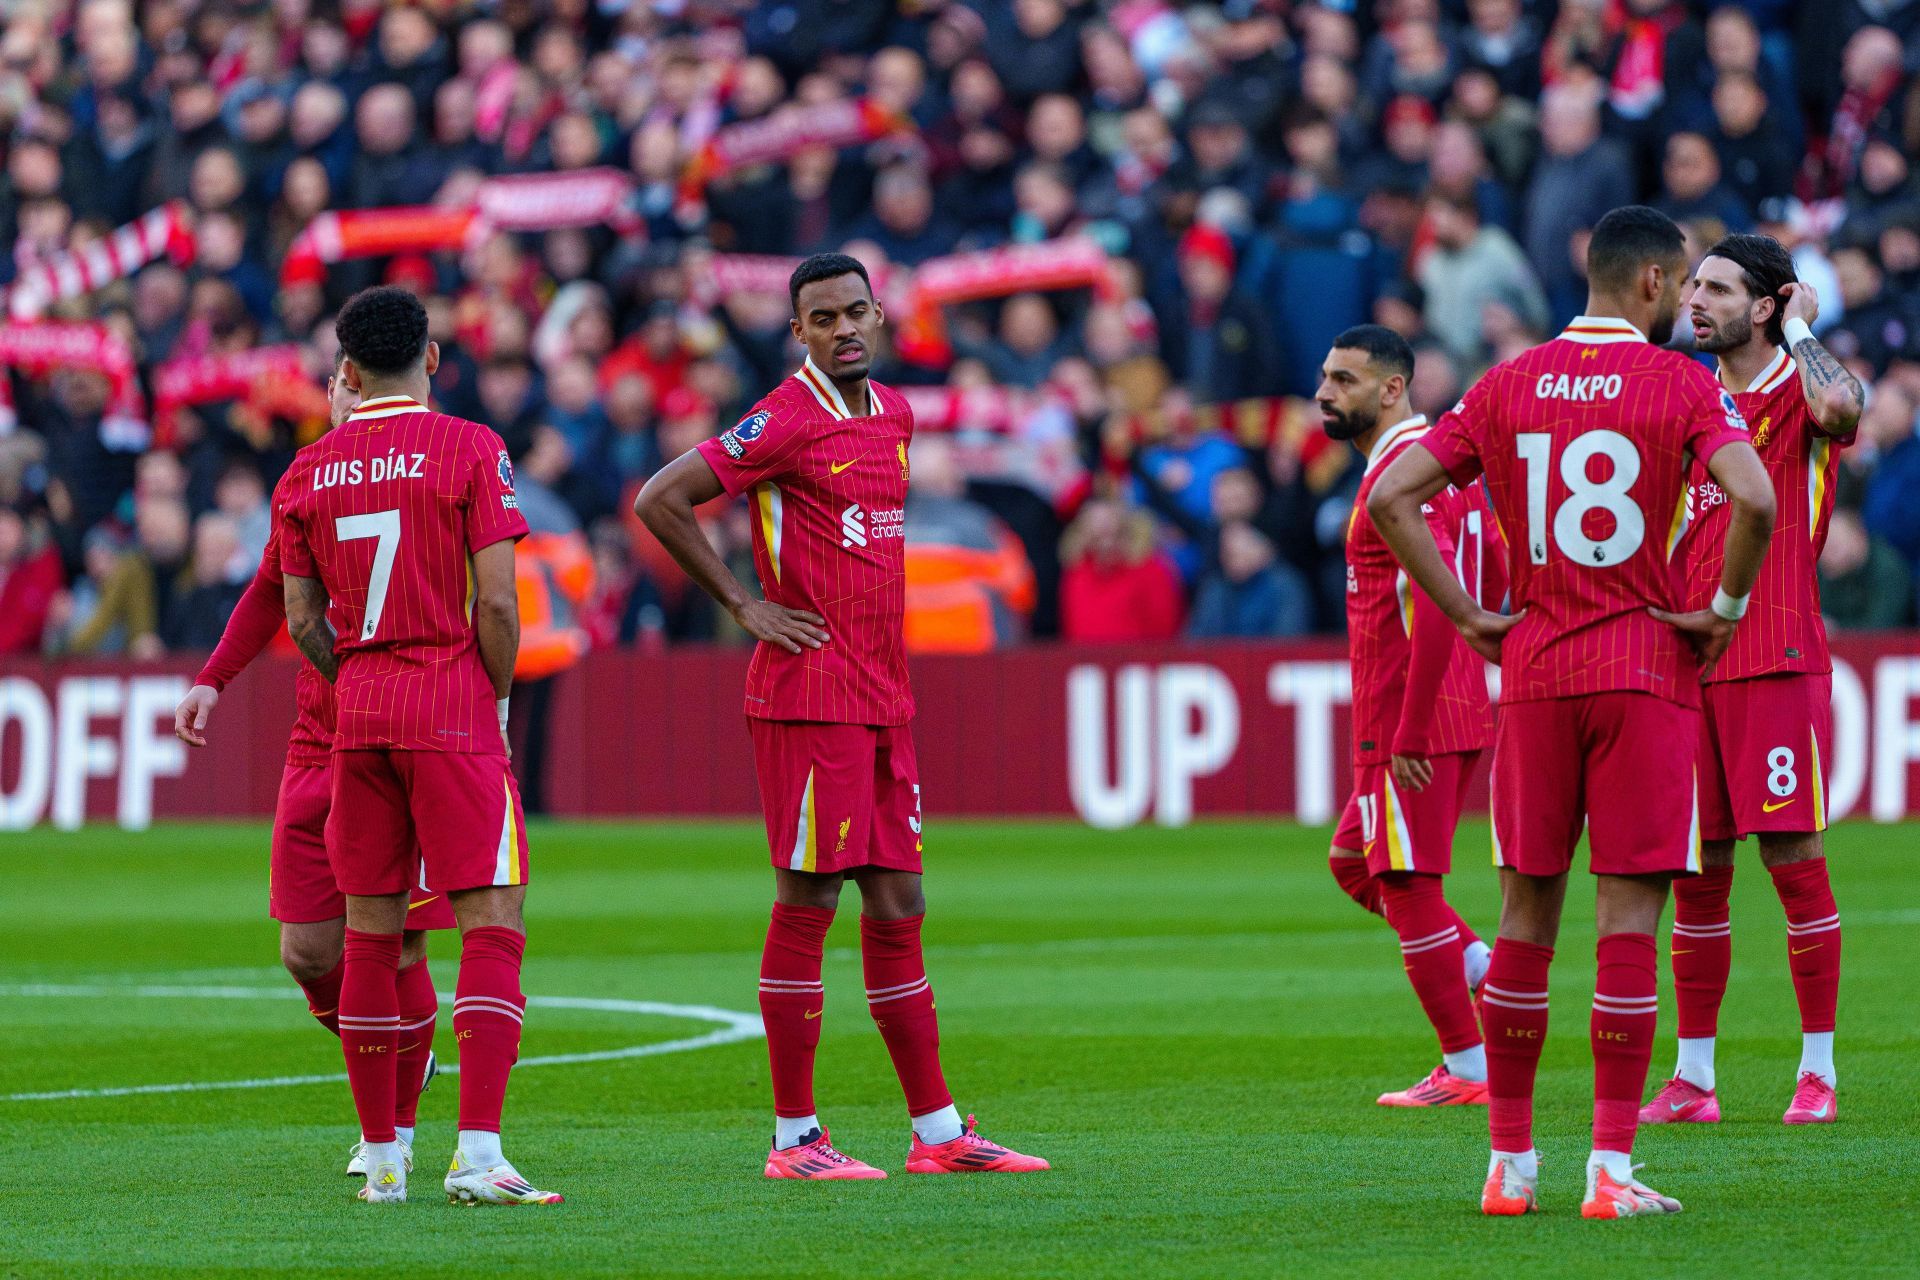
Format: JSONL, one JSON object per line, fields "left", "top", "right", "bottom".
{"left": 2, "top": 819, "right": 1914, "bottom": 1278}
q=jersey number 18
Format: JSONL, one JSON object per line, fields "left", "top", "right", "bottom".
{"left": 1516, "top": 431, "right": 1644, "bottom": 567}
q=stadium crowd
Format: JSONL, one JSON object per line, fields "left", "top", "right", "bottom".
{"left": 4, "top": 0, "right": 1920, "bottom": 662}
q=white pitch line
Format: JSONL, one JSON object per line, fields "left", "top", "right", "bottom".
{"left": 0, "top": 985, "right": 762, "bottom": 1103}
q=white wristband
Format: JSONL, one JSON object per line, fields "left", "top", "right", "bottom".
{"left": 1711, "top": 588, "right": 1750, "bottom": 622}
{"left": 1783, "top": 317, "right": 1814, "bottom": 348}
{"left": 496, "top": 697, "right": 510, "bottom": 737}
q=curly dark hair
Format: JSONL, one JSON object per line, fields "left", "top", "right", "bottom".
{"left": 335, "top": 286, "right": 430, "bottom": 376}
{"left": 789, "top": 252, "right": 872, "bottom": 316}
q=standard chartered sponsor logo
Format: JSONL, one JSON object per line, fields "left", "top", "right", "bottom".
{"left": 840, "top": 504, "right": 904, "bottom": 549}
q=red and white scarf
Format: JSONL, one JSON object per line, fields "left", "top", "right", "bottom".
{"left": 6, "top": 202, "right": 194, "bottom": 321}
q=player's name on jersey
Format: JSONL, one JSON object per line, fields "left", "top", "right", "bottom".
{"left": 312, "top": 452, "right": 430, "bottom": 490}
{"left": 1534, "top": 372, "right": 1624, "bottom": 402}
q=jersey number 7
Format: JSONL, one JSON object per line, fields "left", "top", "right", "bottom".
{"left": 336, "top": 509, "right": 401, "bottom": 640}
{"left": 1516, "top": 431, "right": 1644, "bottom": 567}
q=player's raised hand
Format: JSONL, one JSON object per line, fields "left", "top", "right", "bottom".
{"left": 1456, "top": 607, "right": 1522, "bottom": 665}
{"left": 174, "top": 684, "right": 219, "bottom": 747}
{"left": 1780, "top": 281, "right": 1820, "bottom": 329}
{"left": 732, "top": 600, "right": 830, "bottom": 654}
{"left": 1390, "top": 753, "right": 1434, "bottom": 794}
{"left": 1649, "top": 607, "right": 1736, "bottom": 675}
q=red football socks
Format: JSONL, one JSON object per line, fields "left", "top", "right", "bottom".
{"left": 1670, "top": 864, "right": 1734, "bottom": 1039}
{"left": 1379, "top": 874, "right": 1482, "bottom": 1054}
{"left": 393, "top": 957, "right": 438, "bottom": 1130}
{"left": 1482, "top": 938, "right": 1553, "bottom": 1153}
{"left": 297, "top": 957, "right": 345, "bottom": 1036}
{"left": 1591, "top": 932, "right": 1658, "bottom": 1154}
{"left": 339, "top": 929, "right": 403, "bottom": 1144}
{"left": 1329, "top": 854, "right": 1385, "bottom": 918}
{"left": 861, "top": 913, "right": 953, "bottom": 1118}
{"left": 1770, "top": 858, "right": 1841, "bottom": 1033}
{"left": 453, "top": 926, "right": 526, "bottom": 1135}
{"left": 759, "top": 902, "right": 833, "bottom": 1119}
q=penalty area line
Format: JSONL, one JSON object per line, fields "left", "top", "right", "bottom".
{"left": 0, "top": 984, "right": 763, "bottom": 1103}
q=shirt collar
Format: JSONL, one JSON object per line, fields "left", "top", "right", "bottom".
{"left": 796, "top": 356, "right": 853, "bottom": 420}
{"left": 1557, "top": 315, "right": 1648, "bottom": 345}
{"left": 348, "top": 394, "right": 425, "bottom": 420}
{"left": 1745, "top": 346, "right": 1794, "bottom": 394}
{"left": 1365, "top": 415, "right": 1428, "bottom": 473}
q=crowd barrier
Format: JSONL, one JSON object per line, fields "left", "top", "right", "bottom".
{"left": 5, "top": 637, "right": 1920, "bottom": 831}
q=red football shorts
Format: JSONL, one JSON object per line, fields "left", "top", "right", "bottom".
{"left": 749, "top": 719, "right": 923, "bottom": 875}
{"left": 1696, "top": 673, "right": 1833, "bottom": 842}
{"left": 326, "top": 751, "right": 529, "bottom": 898}
{"left": 1492, "top": 692, "right": 1702, "bottom": 877}
{"left": 1330, "top": 751, "right": 1482, "bottom": 876}
{"left": 270, "top": 763, "right": 454, "bottom": 927}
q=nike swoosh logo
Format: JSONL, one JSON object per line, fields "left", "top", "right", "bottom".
{"left": 1791, "top": 944, "right": 1821, "bottom": 955}
{"left": 1364, "top": 841, "right": 1377, "bottom": 854}
{"left": 408, "top": 895, "right": 438, "bottom": 910}
{"left": 1671, "top": 949, "right": 1694, "bottom": 956}
{"left": 1669, "top": 1101, "right": 1691, "bottom": 1112}
{"left": 830, "top": 459, "right": 857, "bottom": 474}
{"left": 1810, "top": 1103, "right": 1830, "bottom": 1119}
{"left": 804, "top": 1008, "right": 823, "bottom": 1019}
{"left": 1762, "top": 798, "right": 1796, "bottom": 813}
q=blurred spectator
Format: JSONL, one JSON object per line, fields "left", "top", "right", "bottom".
{"left": 1861, "top": 381, "right": 1920, "bottom": 560}
{"left": 1820, "top": 508, "right": 1912, "bottom": 629}
{"left": 1165, "top": 224, "right": 1281, "bottom": 403}
{"left": 1189, "top": 521, "right": 1313, "bottom": 638}
{"left": 1059, "top": 499, "right": 1184, "bottom": 643}
{"left": 213, "top": 459, "right": 271, "bottom": 569}
{"left": 1524, "top": 81, "right": 1635, "bottom": 320}
{"left": 166, "top": 513, "right": 248, "bottom": 650}
{"left": 0, "top": 507, "right": 64, "bottom": 656}
{"left": 903, "top": 437, "right": 1036, "bottom": 651}
{"left": 1655, "top": 131, "right": 1753, "bottom": 232}
{"left": 1418, "top": 192, "right": 1549, "bottom": 372}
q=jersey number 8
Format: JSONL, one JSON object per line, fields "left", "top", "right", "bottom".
{"left": 1516, "top": 431, "right": 1644, "bottom": 567}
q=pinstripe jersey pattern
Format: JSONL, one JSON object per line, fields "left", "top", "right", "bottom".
{"left": 1345, "top": 416, "right": 1494, "bottom": 765}
{"left": 253, "top": 466, "right": 334, "bottom": 766}
{"left": 276, "top": 395, "right": 528, "bottom": 752}
{"left": 1676, "top": 348, "right": 1847, "bottom": 683}
{"left": 695, "top": 358, "right": 914, "bottom": 726}
{"left": 1423, "top": 316, "right": 1753, "bottom": 707}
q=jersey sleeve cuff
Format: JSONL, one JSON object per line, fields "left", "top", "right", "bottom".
{"left": 693, "top": 438, "right": 750, "bottom": 498}
{"left": 467, "top": 525, "right": 528, "bottom": 554}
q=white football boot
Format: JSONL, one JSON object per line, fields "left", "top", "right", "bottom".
{"left": 444, "top": 1150, "right": 565, "bottom": 1206}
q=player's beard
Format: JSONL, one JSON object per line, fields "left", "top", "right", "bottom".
{"left": 1692, "top": 309, "right": 1752, "bottom": 354}
{"left": 1649, "top": 296, "right": 1681, "bottom": 346}
{"left": 1321, "top": 403, "right": 1376, "bottom": 442}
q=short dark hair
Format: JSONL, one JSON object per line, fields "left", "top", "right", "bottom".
{"left": 789, "top": 253, "right": 873, "bottom": 316}
{"left": 1586, "top": 205, "right": 1686, "bottom": 294}
{"left": 1330, "top": 324, "right": 1415, "bottom": 383}
{"left": 334, "top": 285, "right": 429, "bottom": 376}
{"left": 1705, "top": 232, "right": 1798, "bottom": 346}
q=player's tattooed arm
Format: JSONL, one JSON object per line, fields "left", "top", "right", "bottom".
{"left": 1781, "top": 283, "right": 1863, "bottom": 435}
{"left": 282, "top": 573, "right": 339, "bottom": 683}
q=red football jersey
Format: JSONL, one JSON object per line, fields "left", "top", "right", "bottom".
{"left": 277, "top": 394, "right": 529, "bottom": 752}
{"left": 1346, "top": 416, "right": 1494, "bottom": 765}
{"left": 695, "top": 358, "right": 914, "bottom": 726}
{"left": 1678, "top": 348, "right": 1847, "bottom": 683}
{"left": 1423, "top": 315, "right": 1752, "bottom": 707}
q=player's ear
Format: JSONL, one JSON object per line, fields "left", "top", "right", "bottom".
{"left": 341, "top": 358, "right": 364, "bottom": 393}
{"left": 422, "top": 340, "right": 441, "bottom": 376}
{"left": 790, "top": 316, "right": 803, "bottom": 343}
{"left": 871, "top": 300, "right": 884, "bottom": 328}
